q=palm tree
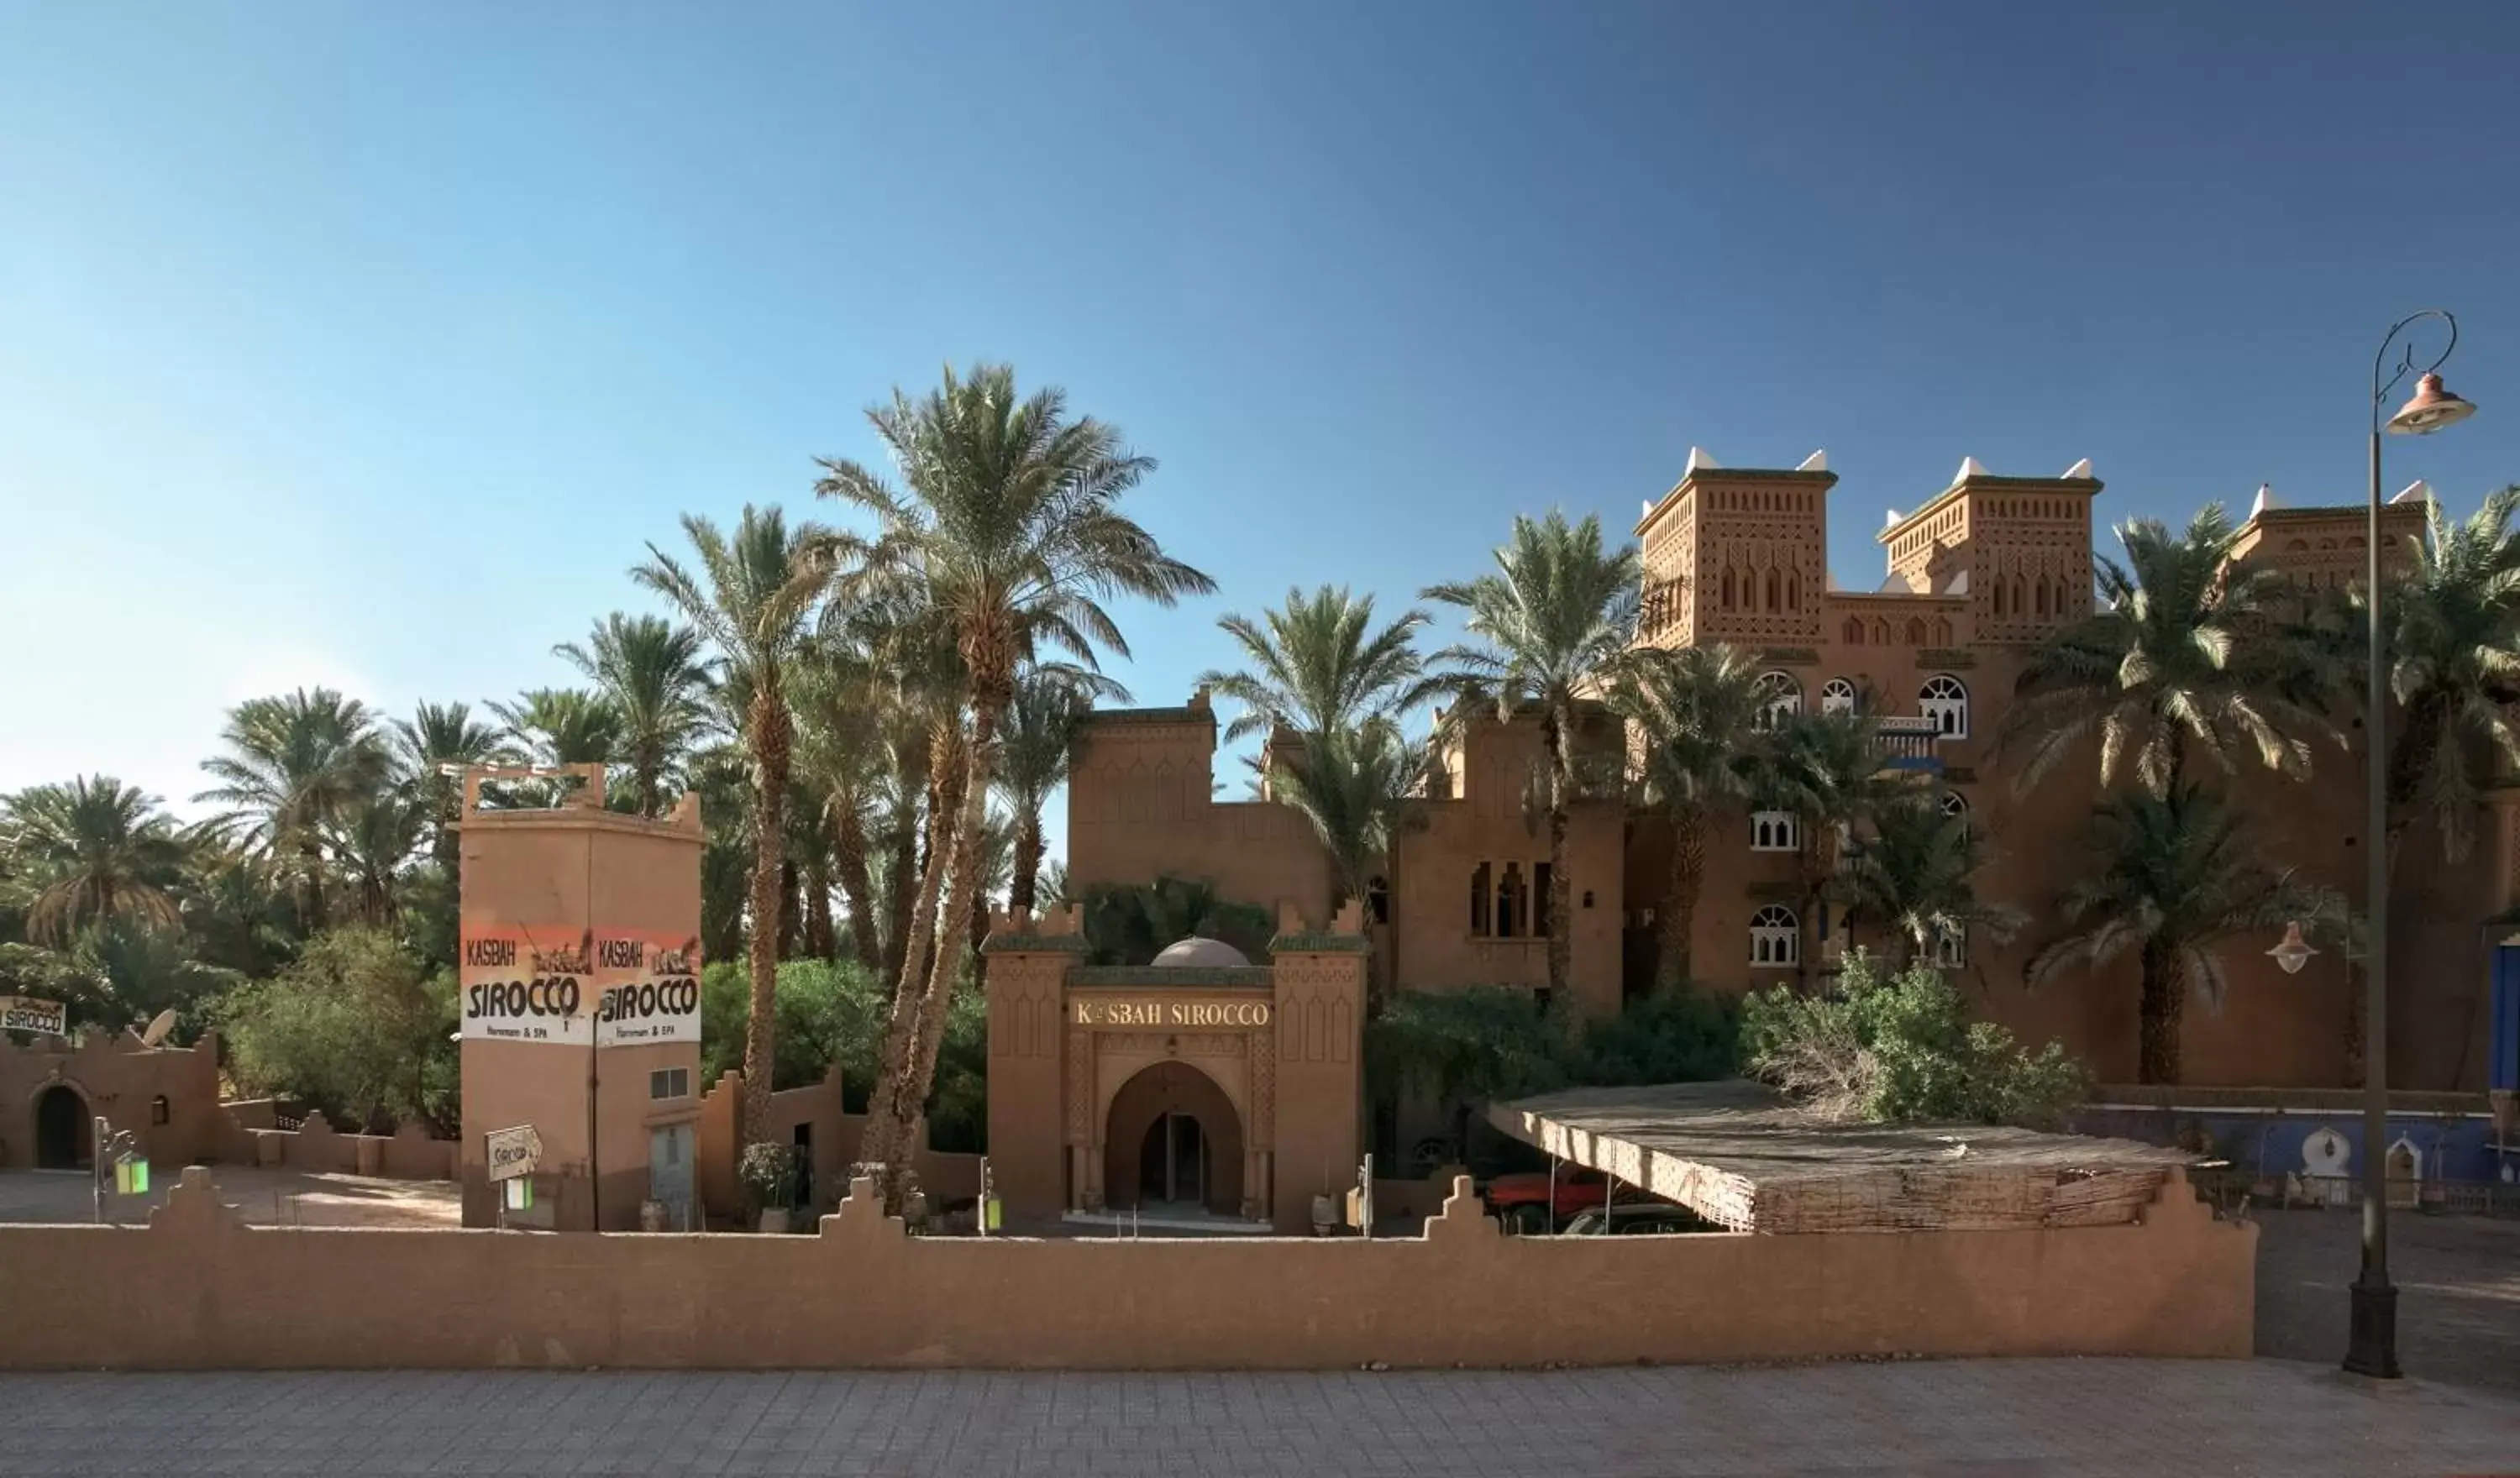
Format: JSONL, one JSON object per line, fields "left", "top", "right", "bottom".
{"left": 1841, "top": 794, "right": 2025, "bottom": 970}
{"left": 197, "top": 687, "right": 391, "bottom": 925}
{"left": 2004, "top": 505, "right": 2334, "bottom": 798}
{"left": 1609, "top": 643, "right": 1766, "bottom": 990}
{"left": 1197, "top": 584, "right": 1438, "bottom": 742}
{"left": 4, "top": 777, "right": 189, "bottom": 946}
{"left": 634, "top": 506, "right": 835, "bottom": 1151}
{"left": 490, "top": 688, "right": 624, "bottom": 770}
{"left": 557, "top": 613, "right": 717, "bottom": 818}
{"left": 819, "top": 362, "right": 1213, "bottom": 1211}
{"left": 1752, "top": 708, "right": 1896, "bottom": 985}
{"left": 328, "top": 791, "right": 428, "bottom": 925}
{"left": 994, "top": 667, "right": 1131, "bottom": 920}
{"left": 2369, "top": 485, "right": 2520, "bottom": 863}
{"left": 1425, "top": 511, "right": 1645, "bottom": 1001}
{"left": 391, "top": 701, "right": 514, "bottom": 874}
{"left": 1267, "top": 721, "right": 1422, "bottom": 1010}
{"left": 2026, "top": 784, "right": 2340, "bottom": 1085}
{"left": 792, "top": 649, "right": 891, "bottom": 973}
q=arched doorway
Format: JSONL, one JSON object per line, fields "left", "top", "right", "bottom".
{"left": 1103, "top": 1061, "right": 1244, "bottom": 1216}
{"left": 34, "top": 1085, "right": 91, "bottom": 1171}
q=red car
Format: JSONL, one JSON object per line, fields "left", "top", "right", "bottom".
{"left": 1480, "top": 1166, "right": 1641, "bottom": 1234}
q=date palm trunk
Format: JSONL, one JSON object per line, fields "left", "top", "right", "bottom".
{"left": 806, "top": 852, "right": 837, "bottom": 962}
{"left": 1656, "top": 807, "right": 1705, "bottom": 992}
{"left": 1009, "top": 807, "right": 1045, "bottom": 917}
{"left": 739, "top": 686, "right": 791, "bottom": 1153}
{"left": 858, "top": 715, "right": 973, "bottom": 1208}
{"left": 865, "top": 672, "right": 1005, "bottom": 1218}
{"left": 2138, "top": 940, "right": 2182, "bottom": 1086}
{"left": 1543, "top": 720, "right": 1572, "bottom": 1003}
{"left": 833, "top": 800, "right": 885, "bottom": 974}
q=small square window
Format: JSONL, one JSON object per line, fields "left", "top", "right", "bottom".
{"left": 649, "top": 1067, "right": 690, "bottom": 1101}
{"left": 150, "top": 1095, "right": 171, "bottom": 1126}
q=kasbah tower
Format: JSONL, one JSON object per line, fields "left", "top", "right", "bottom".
{"left": 1061, "top": 447, "right": 2504, "bottom": 1115}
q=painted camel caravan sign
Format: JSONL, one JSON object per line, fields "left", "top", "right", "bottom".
{"left": 459, "top": 928, "right": 701, "bottom": 1047}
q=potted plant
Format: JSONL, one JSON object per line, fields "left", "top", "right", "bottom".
{"left": 740, "top": 1142, "right": 795, "bottom": 1233}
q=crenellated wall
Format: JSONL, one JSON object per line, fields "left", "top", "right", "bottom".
{"left": 0, "top": 1165, "right": 2257, "bottom": 1371}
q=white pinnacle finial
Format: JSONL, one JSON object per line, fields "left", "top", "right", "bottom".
{"left": 2250, "top": 483, "right": 2276, "bottom": 517}
{"left": 1884, "top": 507, "right": 1905, "bottom": 528}
{"left": 2391, "top": 479, "right": 2434, "bottom": 506}
{"left": 1642, "top": 500, "right": 1655, "bottom": 520}
{"left": 1955, "top": 456, "right": 1987, "bottom": 484}
{"left": 2061, "top": 458, "right": 2093, "bottom": 480}
{"left": 1796, "top": 448, "right": 1828, "bottom": 472}
{"left": 1684, "top": 446, "right": 1721, "bottom": 475}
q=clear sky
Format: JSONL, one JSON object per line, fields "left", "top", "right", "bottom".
{"left": 5, "top": 2, "right": 2518, "bottom": 867}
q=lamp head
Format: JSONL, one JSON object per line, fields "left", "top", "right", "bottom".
{"left": 2387, "top": 371, "right": 2475, "bottom": 435}
{"left": 2266, "top": 920, "right": 2318, "bottom": 976}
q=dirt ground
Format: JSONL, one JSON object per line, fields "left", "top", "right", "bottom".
{"left": 2251, "top": 1205, "right": 2520, "bottom": 1392}
{"left": 0, "top": 1166, "right": 460, "bottom": 1228}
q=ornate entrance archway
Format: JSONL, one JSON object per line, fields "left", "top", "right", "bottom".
{"left": 34, "top": 1084, "right": 90, "bottom": 1170}
{"left": 1102, "top": 1061, "right": 1244, "bottom": 1216}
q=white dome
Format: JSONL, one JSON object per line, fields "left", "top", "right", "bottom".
{"left": 1150, "top": 936, "right": 1252, "bottom": 969}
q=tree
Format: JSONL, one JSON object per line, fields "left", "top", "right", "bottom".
{"left": 2369, "top": 485, "right": 2520, "bottom": 863}
{"left": 1754, "top": 708, "right": 1897, "bottom": 983}
{"left": 1366, "top": 987, "right": 1569, "bottom": 1165}
{"left": 196, "top": 687, "right": 391, "bottom": 927}
{"left": 2004, "top": 505, "right": 2334, "bottom": 798}
{"left": 1840, "top": 794, "right": 2024, "bottom": 970}
{"left": 791, "top": 653, "right": 888, "bottom": 972}
{"left": 994, "top": 669, "right": 1124, "bottom": 920}
{"left": 1075, "top": 876, "right": 1274, "bottom": 966}
{"left": 489, "top": 688, "right": 623, "bottom": 769}
{"left": 2025, "top": 784, "right": 2341, "bottom": 1085}
{"left": 220, "top": 926, "right": 456, "bottom": 1131}
{"left": 328, "top": 790, "right": 428, "bottom": 926}
{"left": 1743, "top": 950, "right": 2086, "bottom": 1129}
{"left": 1425, "top": 511, "right": 1644, "bottom": 1002}
{"left": 557, "top": 613, "right": 717, "bottom": 818}
{"left": 3, "top": 776, "right": 189, "bottom": 946}
{"left": 391, "top": 701, "right": 514, "bottom": 873}
{"left": 819, "top": 363, "right": 1212, "bottom": 1213}
{"left": 634, "top": 506, "right": 835, "bottom": 1149}
{"left": 1266, "top": 721, "right": 1420, "bottom": 1008}
{"left": 1609, "top": 644, "right": 1766, "bottom": 990}
{"left": 1197, "top": 584, "right": 1437, "bottom": 742}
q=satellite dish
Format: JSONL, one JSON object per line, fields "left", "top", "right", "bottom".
{"left": 139, "top": 1009, "right": 177, "bottom": 1048}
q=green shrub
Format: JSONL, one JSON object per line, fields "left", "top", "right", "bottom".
{"left": 218, "top": 927, "right": 458, "bottom": 1133}
{"left": 700, "top": 956, "right": 989, "bottom": 1149}
{"left": 1573, "top": 988, "right": 1740, "bottom": 1086}
{"left": 1741, "top": 950, "right": 2087, "bottom": 1129}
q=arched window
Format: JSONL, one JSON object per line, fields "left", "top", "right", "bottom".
{"left": 1904, "top": 617, "right": 1927, "bottom": 646}
{"left": 1367, "top": 875, "right": 1390, "bottom": 925}
{"left": 150, "top": 1095, "right": 171, "bottom": 1126}
{"left": 2033, "top": 579, "right": 2049, "bottom": 616}
{"left": 1933, "top": 617, "right": 1952, "bottom": 646}
{"left": 1992, "top": 579, "right": 2008, "bottom": 617}
{"left": 1934, "top": 925, "right": 1967, "bottom": 969}
{"left": 2286, "top": 538, "right": 2309, "bottom": 553}
{"left": 1497, "top": 863, "right": 1528, "bottom": 939}
{"left": 1872, "top": 618, "right": 1891, "bottom": 646}
{"left": 1842, "top": 617, "right": 1863, "bottom": 646}
{"left": 2346, "top": 535, "right": 2365, "bottom": 550}
{"left": 1750, "top": 904, "right": 1799, "bottom": 967}
{"left": 1751, "top": 671, "right": 1802, "bottom": 731}
{"left": 1819, "top": 678, "right": 1857, "bottom": 716}
{"left": 1763, "top": 569, "right": 1780, "bottom": 611}
{"left": 1784, "top": 572, "right": 1798, "bottom": 609}
{"left": 2012, "top": 575, "right": 2029, "bottom": 616}
{"left": 1919, "top": 674, "right": 1969, "bottom": 738}
{"left": 1750, "top": 810, "right": 1799, "bottom": 852}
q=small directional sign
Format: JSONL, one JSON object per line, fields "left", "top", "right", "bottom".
{"left": 486, "top": 1124, "right": 543, "bottom": 1183}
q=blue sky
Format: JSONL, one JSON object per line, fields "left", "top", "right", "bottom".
{"left": 5, "top": 2, "right": 2517, "bottom": 866}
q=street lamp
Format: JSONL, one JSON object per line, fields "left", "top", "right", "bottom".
{"left": 2266, "top": 921, "right": 2318, "bottom": 976}
{"left": 2349, "top": 312, "right": 2477, "bottom": 1381}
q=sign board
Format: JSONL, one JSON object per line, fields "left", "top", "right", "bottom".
{"left": 486, "top": 1124, "right": 543, "bottom": 1182}
{"left": 591, "top": 934, "right": 704, "bottom": 1047}
{"left": 459, "top": 928, "right": 595, "bottom": 1045}
{"left": 458, "top": 927, "right": 701, "bottom": 1048}
{"left": 1, "top": 997, "right": 67, "bottom": 1036}
{"left": 114, "top": 1157, "right": 151, "bottom": 1196}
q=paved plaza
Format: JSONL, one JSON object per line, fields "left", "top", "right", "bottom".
{"left": 0, "top": 1167, "right": 459, "bottom": 1229}
{"left": 3, "top": 1360, "right": 2517, "bottom": 1477}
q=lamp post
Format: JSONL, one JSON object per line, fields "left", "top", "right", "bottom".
{"left": 2350, "top": 312, "right": 2477, "bottom": 1381}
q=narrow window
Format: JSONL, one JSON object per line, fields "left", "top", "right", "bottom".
{"left": 1470, "top": 862, "right": 1492, "bottom": 936}
{"left": 1534, "top": 862, "right": 1553, "bottom": 938}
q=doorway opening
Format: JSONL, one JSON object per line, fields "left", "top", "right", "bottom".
{"left": 1138, "top": 1110, "right": 1208, "bottom": 1208}
{"left": 34, "top": 1085, "right": 91, "bottom": 1170}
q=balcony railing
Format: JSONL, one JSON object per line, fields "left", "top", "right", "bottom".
{"left": 1873, "top": 715, "right": 1943, "bottom": 772}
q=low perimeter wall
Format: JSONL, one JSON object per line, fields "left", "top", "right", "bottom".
{"left": 0, "top": 1166, "right": 2254, "bottom": 1371}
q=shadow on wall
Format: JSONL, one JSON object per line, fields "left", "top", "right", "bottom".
{"left": 0, "top": 1165, "right": 2255, "bottom": 1371}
